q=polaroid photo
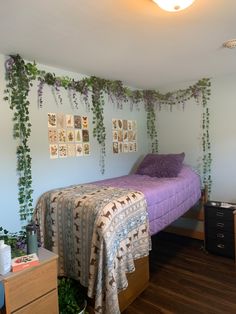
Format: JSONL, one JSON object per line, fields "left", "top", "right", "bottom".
{"left": 128, "top": 120, "right": 132, "bottom": 131}
{"left": 118, "top": 142, "right": 123, "bottom": 153}
{"left": 133, "top": 142, "right": 137, "bottom": 152}
{"left": 48, "top": 113, "right": 57, "bottom": 128}
{"left": 129, "top": 142, "right": 134, "bottom": 152}
{"left": 118, "top": 130, "right": 123, "bottom": 142}
{"left": 117, "top": 119, "right": 123, "bottom": 129}
{"left": 128, "top": 130, "right": 133, "bottom": 142}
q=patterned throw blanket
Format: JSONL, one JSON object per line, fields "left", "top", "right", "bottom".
{"left": 34, "top": 184, "right": 151, "bottom": 314}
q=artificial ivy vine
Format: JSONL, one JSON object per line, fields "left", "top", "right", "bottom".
{"left": 4, "top": 54, "right": 212, "bottom": 222}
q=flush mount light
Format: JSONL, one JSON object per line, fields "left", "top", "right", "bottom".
{"left": 222, "top": 39, "right": 236, "bottom": 49}
{"left": 152, "top": 0, "right": 195, "bottom": 12}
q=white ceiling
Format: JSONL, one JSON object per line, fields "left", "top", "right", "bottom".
{"left": 0, "top": 0, "right": 236, "bottom": 89}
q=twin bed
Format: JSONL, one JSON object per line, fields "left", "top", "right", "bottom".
{"left": 34, "top": 154, "right": 202, "bottom": 314}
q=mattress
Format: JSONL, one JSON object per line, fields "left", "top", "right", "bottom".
{"left": 94, "top": 165, "right": 201, "bottom": 235}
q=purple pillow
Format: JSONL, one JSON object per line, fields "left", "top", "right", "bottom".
{"left": 136, "top": 153, "right": 185, "bottom": 178}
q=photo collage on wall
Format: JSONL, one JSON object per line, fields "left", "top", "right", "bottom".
{"left": 48, "top": 113, "right": 90, "bottom": 159}
{"left": 112, "top": 119, "right": 137, "bottom": 154}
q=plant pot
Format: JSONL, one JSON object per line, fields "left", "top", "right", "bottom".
{"left": 78, "top": 300, "right": 87, "bottom": 314}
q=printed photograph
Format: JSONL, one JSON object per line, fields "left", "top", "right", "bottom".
{"left": 67, "top": 144, "right": 76, "bottom": 157}
{"left": 76, "top": 143, "right": 83, "bottom": 156}
{"left": 129, "top": 142, "right": 134, "bottom": 152}
{"left": 118, "top": 130, "right": 123, "bottom": 142}
{"left": 83, "top": 143, "right": 90, "bottom": 155}
{"left": 82, "top": 116, "right": 88, "bottom": 129}
{"left": 74, "top": 115, "right": 82, "bottom": 129}
{"left": 132, "top": 131, "right": 137, "bottom": 141}
{"left": 58, "top": 129, "right": 66, "bottom": 143}
{"left": 113, "top": 131, "right": 118, "bottom": 142}
{"left": 112, "top": 119, "right": 118, "bottom": 130}
{"left": 82, "top": 129, "right": 89, "bottom": 142}
{"left": 57, "top": 112, "right": 65, "bottom": 129}
{"left": 128, "top": 120, "right": 132, "bottom": 131}
{"left": 58, "top": 144, "right": 67, "bottom": 158}
{"left": 123, "top": 143, "right": 129, "bottom": 153}
{"left": 49, "top": 144, "right": 58, "bottom": 159}
{"left": 48, "top": 113, "right": 57, "bottom": 128}
{"left": 128, "top": 130, "right": 133, "bottom": 142}
{"left": 66, "top": 114, "right": 74, "bottom": 128}
{"left": 67, "top": 129, "right": 75, "bottom": 142}
{"left": 118, "top": 142, "right": 123, "bottom": 153}
{"left": 113, "top": 142, "right": 118, "bottom": 154}
{"left": 133, "top": 142, "right": 137, "bottom": 152}
{"left": 117, "top": 119, "right": 123, "bottom": 129}
{"left": 75, "top": 129, "right": 82, "bottom": 142}
{"left": 123, "top": 130, "right": 128, "bottom": 142}
{"left": 48, "top": 128, "right": 57, "bottom": 143}
{"left": 123, "top": 119, "right": 128, "bottom": 130}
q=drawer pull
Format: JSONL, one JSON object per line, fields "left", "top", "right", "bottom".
{"left": 217, "top": 244, "right": 225, "bottom": 249}
{"left": 216, "top": 222, "right": 224, "bottom": 228}
{"left": 216, "top": 233, "right": 224, "bottom": 238}
{"left": 216, "top": 211, "right": 224, "bottom": 217}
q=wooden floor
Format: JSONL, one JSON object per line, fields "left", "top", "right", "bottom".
{"left": 123, "top": 232, "right": 236, "bottom": 314}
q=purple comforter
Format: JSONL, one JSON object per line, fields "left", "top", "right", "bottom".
{"left": 94, "top": 166, "right": 201, "bottom": 235}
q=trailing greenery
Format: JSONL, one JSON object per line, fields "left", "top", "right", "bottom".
{"left": 4, "top": 54, "right": 212, "bottom": 222}
{"left": 0, "top": 226, "right": 26, "bottom": 258}
{"left": 58, "top": 277, "right": 88, "bottom": 314}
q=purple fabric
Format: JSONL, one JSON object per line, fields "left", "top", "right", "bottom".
{"left": 135, "top": 153, "right": 185, "bottom": 177}
{"left": 93, "top": 165, "right": 201, "bottom": 236}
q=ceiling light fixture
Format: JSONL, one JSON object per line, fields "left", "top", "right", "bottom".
{"left": 152, "top": 0, "right": 195, "bottom": 12}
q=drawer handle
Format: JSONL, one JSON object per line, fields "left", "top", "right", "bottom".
{"left": 217, "top": 244, "right": 225, "bottom": 249}
{"left": 216, "top": 222, "right": 224, "bottom": 228}
{"left": 217, "top": 233, "right": 224, "bottom": 238}
{"left": 216, "top": 211, "right": 224, "bottom": 217}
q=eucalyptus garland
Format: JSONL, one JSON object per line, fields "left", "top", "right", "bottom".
{"left": 4, "top": 54, "right": 212, "bottom": 223}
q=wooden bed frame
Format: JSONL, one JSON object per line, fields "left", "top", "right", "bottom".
{"left": 116, "top": 187, "right": 208, "bottom": 312}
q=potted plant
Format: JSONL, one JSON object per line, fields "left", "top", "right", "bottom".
{"left": 58, "top": 277, "right": 87, "bottom": 314}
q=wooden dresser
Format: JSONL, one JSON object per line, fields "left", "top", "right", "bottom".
{"left": 0, "top": 248, "right": 58, "bottom": 314}
{"left": 204, "top": 201, "right": 236, "bottom": 261}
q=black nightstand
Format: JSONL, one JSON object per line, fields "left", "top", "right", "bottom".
{"left": 204, "top": 201, "right": 236, "bottom": 261}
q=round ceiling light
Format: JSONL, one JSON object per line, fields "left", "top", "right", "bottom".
{"left": 222, "top": 39, "right": 236, "bottom": 49}
{"left": 152, "top": 0, "right": 195, "bottom": 12}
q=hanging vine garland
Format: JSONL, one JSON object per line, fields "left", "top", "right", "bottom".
{"left": 4, "top": 54, "right": 212, "bottom": 222}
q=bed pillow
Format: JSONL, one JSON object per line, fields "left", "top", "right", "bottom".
{"left": 135, "top": 153, "right": 185, "bottom": 178}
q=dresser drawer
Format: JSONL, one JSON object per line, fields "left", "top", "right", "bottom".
{"left": 206, "top": 229, "right": 234, "bottom": 242}
{"left": 5, "top": 259, "right": 57, "bottom": 313}
{"left": 205, "top": 218, "right": 234, "bottom": 233}
{"left": 205, "top": 237, "right": 235, "bottom": 258}
{"left": 205, "top": 206, "right": 234, "bottom": 221}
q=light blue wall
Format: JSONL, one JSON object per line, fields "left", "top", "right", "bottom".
{"left": 157, "top": 74, "right": 236, "bottom": 203}
{"left": 0, "top": 55, "right": 149, "bottom": 231}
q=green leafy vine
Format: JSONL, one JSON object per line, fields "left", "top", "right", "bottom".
{"left": 4, "top": 54, "right": 212, "bottom": 223}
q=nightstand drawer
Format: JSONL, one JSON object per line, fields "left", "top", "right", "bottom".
{"left": 206, "top": 229, "right": 233, "bottom": 242}
{"left": 205, "top": 237, "right": 235, "bottom": 258}
{"left": 205, "top": 219, "right": 234, "bottom": 233}
{"left": 205, "top": 206, "right": 234, "bottom": 221}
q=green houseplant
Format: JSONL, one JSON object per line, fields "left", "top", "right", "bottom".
{"left": 58, "top": 277, "right": 88, "bottom": 314}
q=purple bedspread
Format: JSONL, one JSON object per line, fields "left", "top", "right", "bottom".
{"left": 94, "top": 166, "right": 201, "bottom": 235}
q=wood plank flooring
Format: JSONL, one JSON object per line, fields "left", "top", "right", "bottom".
{"left": 123, "top": 232, "right": 236, "bottom": 314}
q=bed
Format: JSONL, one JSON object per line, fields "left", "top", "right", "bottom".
{"left": 34, "top": 154, "right": 201, "bottom": 314}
